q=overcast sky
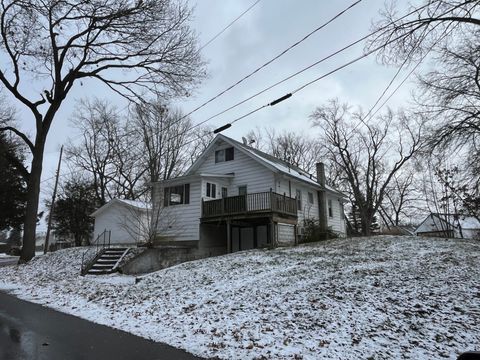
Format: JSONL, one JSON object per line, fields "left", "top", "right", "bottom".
{"left": 9, "top": 0, "right": 422, "bottom": 227}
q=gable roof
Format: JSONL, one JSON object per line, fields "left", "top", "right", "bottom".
{"left": 186, "top": 134, "right": 346, "bottom": 198}
{"left": 90, "top": 198, "right": 151, "bottom": 218}
{"left": 415, "top": 213, "right": 480, "bottom": 233}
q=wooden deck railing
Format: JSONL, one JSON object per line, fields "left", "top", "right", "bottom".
{"left": 202, "top": 191, "right": 297, "bottom": 218}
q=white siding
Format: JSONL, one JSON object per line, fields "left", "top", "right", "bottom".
{"left": 277, "top": 223, "right": 295, "bottom": 246}
{"left": 326, "top": 194, "right": 346, "bottom": 235}
{"left": 196, "top": 140, "right": 275, "bottom": 195}
{"left": 152, "top": 180, "right": 202, "bottom": 242}
{"left": 93, "top": 204, "right": 147, "bottom": 245}
{"left": 274, "top": 176, "right": 319, "bottom": 223}
{"left": 274, "top": 175, "right": 345, "bottom": 236}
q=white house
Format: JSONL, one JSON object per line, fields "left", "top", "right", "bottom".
{"left": 151, "top": 134, "right": 347, "bottom": 254}
{"left": 415, "top": 213, "right": 480, "bottom": 239}
{"left": 91, "top": 198, "right": 151, "bottom": 245}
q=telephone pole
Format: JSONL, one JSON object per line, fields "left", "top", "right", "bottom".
{"left": 44, "top": 145, "right": 63, "bottom": 254}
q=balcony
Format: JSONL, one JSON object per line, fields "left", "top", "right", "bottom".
{"left": 202, "top": 191, "right": 298, "bottom": 219}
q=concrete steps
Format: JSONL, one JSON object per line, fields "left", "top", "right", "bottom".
{"left": 87, "top": 248, "right": 130, "bottom": 275}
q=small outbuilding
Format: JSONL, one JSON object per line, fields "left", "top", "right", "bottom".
{"left": 91, "top": 198, "right": 151, "bottom": 246}
{"left": 415, "top": 213, "right": 480, "bottom": 239}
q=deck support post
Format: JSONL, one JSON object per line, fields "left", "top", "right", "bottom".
{"left": 269, "top": 217, "right": 276, "bottom": 248}
{"left": 294, "top": 224, "right": 298, "bottom": 245}
{"left": 226, "top": 220, "right": 231, "bottom": 253}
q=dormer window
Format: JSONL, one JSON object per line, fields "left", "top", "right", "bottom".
{"left": 215, "top": 147, "right": 234, "bottom": 163}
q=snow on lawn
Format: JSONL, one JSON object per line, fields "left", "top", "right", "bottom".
{"left": 1, "top": 236, "right": 480, "bottom": 359}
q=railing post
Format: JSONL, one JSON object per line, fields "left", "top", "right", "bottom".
{"left": 270, "top": 190, "right": 274, "bottom": 212}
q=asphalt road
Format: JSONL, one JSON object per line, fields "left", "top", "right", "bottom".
{"left": 0, "top": 291, "right": 204, "bottom": 360}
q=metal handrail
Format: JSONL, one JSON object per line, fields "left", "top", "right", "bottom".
{"left": 81, "top": 229, "right": 111, "bottom": 275}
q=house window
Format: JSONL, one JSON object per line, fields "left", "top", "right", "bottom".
{"left": 328, "top": 199, "right": 333, "bottom": 218}
{"left": 296, "top": 190, "right": 302, "bottom": 210}
{"left": 206, "top": 182, "right": 217, "bottom": 198}
{"left": 225, "top": 147, "right": 234, "bottom": 161}
{"left": 340, "top": 202, "right": 345, "bottom": 219}
{"left": 164, "top": 184, "right": 190, "bottom": 206}
{"left": 222, "top": 187, "right": 228, "bottom": 198}
{"left": 238, "top": 185, "right": 247, "bottom": 195}
{"left": 308, "top": 192, "right": 314, "bottom": 204}
{"left": 215, "top": 147, "right": 234, "bottom": 163}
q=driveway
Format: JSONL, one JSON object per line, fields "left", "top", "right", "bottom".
{"left": 0, "top": 291, "right": 204, "bottom": 360}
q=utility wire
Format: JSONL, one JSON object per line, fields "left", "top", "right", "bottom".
{"left": 130, "top": 1, "right": 452, "bottom": 150}
{"left": 198, "top": 0, "right": 262, "bottom": 52}
{"left": 43, "top": 1, "right": 446, "bottom": 185}
{"left": 132, "top": 0, "right": 364, "bottom": 132}
{"left": 345, "top": 20, "right": 460, "bottom": 138}
{"left": 358, "top": 0, "right": 444, "bottom": 124}
{"left": 135, "top": 0, "right": 441, "bottom": 137}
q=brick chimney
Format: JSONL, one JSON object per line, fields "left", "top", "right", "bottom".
{"left": 316, "top": 162, "right": 328, "bottom": 234}
{"left": 316, "top": 162, "right": 326, "bottom": 187}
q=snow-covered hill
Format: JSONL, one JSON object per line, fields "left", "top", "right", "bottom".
{"left": 1, "top": 236, "right": 479, "bottom": 359}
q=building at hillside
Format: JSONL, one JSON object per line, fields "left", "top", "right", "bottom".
{"left": 415, "top": 213, "right": 480, "bottom": 239}
{"left": 151, "top": 134, "right": 347, "bottom": 254}
{"left": 91, "top": 198, "right": 151, "bottom": 245}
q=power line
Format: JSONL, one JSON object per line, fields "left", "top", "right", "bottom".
{"left": 43, "top": 1, "right": 448, "bottom": 186}
{"left": 135, "top": 0, "right": 441, "bottom": 137}
{"left": 198, "top": 0, "right": 262, "bottom": 52}
{"left": 141, "top": 0, "right": 362, "bottom": 132}
{"left": 133, "top": 1, "right": 451, "bottom": 150}
{"left": 345, "top": 18, "right": 461, "bottom": 138}
{"left": 218, "top": 22, "right": 442, "bottom": 131}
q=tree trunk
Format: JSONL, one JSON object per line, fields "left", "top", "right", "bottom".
{"left": 360, "top": 211, "right": 372, "bottom": 236}
{"left": 20, "top": 143, "right": 45, "bottom": 262}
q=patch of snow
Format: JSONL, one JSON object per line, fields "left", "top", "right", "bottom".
{"left": 0, "top": 236, "right": 479, "bottom": 359}
{"left": 459, "top": 216, "right": 480, "bottom": 230}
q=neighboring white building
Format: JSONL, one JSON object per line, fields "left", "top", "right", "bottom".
{"left": 415, "top": 213, "right": 480, "bottom": 239}
{"left": 91, "top": 198, "right": 151, "bottom": 245}
{"left": 151, "top": 134, "right": 347, "bottom": 253}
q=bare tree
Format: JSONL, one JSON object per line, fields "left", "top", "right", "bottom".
{"left": 188, "top": 125, "right": 215, "bottom": 166}
{"left": 119, "top": 192, "right": 177, "bottom": 246}
{"left": 0, "top": 0, "right": 205, "bottom": 261}
{"left": 370, "top": 0, "right": 480, "bottom": 220}
{"left": 244, "top": 127, "right": 266, "bottom": 151}
{"left": 369, "top": 1, "right": 480, "bottom": 66}
{"left": 67, "top": 98, "right": 211, "bottom": 206}
{"left": 310, "top": 100, "right": 424, "bottom": 236}
{"left": 243, "top": 128, "right": 326, "bottom": 174}
{"left": 66, "top": 99, "right": 119, "bottom": 205}
{"left": 131, "top": 101, "right": 194, "bottom": 183}
{"left": 378, "top": 167, "right": 419, "bottom": 228}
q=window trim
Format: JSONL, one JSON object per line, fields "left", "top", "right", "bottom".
{"left": 164, "top": 183, "right": 190, "bottom": 206}
{"left": 206, "top": 182, "right": 217, "bottom": 198}
{"left": 308, "top": 192, "right": 314, "bottom": 204}
{"left": 215, "top": 147, "right": 234, "bottom": 163}
{"left": 215, "top": 149, "right": 225, "bottom": 163}
{"left": 225, "top": 147, "right": 234, "bottom": 161}
{"left": 238, "top": 185, "right": 247, "bottom": 196}
{"left": 328, "top": 199, "right": 333, "bottom": 218}
{"left": 296, "top": 189, "right": 302, "bottom": 210}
